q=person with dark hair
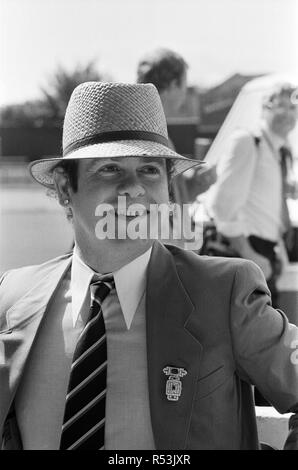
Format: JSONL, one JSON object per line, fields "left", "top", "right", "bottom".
{"left": 0, "top": 81, "right": 298, "bottom": 451}
{"left": 137, "top": 48, "right": 188, "bottom": 118}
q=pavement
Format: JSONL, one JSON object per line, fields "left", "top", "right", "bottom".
{"left": 0, "top": 185, "right": 73, "bottom": 273}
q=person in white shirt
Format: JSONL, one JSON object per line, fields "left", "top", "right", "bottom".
{"left": 206, "top": 83, "right": 298, "bottom": 308}
{"left": 1, "top": 81, "right": 298, "bottom": 451}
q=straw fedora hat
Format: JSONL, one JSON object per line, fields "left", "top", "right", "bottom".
{"left": 29, "top": 81, "right": 204, "bottom": 188}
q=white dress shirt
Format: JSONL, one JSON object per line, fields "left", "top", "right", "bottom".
{"left": 206, "top": 123, "right": 288, "bottom": 242}
{"left": 71, "top": 246, "right": 151, "bottom": 330}
{"left": 15, "top": 247, "right": 155, "bottom": 450}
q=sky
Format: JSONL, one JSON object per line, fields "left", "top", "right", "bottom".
{"left": 1, "top": 0, "right": 297, "bottom": 106}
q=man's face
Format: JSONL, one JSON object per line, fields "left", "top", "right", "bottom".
{"left": 69, "top": 156, "right": 170, "bottom": 246}
{"left": 264, "top": 94, "right": 298, "bottom": 138}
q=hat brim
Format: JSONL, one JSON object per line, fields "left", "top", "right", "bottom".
{"left": 29, "top": 140, "right": 204, "bottom": 188}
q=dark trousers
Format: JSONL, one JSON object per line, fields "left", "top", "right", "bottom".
{"left": 248, "top": 235, "right": 279, "bottom": 309}
{"left": 248, "top": 235, "right": 279, "bottom": 406}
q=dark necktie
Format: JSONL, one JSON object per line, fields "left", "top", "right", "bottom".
{"left": 59, "top": 276, "right": 114, "bottom": 450}
{"left": 279, "top": 146, "right": 293, "bottom": 234}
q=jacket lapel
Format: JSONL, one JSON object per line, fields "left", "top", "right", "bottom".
{"left": 0, "top": 255, "right": 72, "bottom": 433}
{"left": 146, "top": 242, "right": 202, "bottom": 450}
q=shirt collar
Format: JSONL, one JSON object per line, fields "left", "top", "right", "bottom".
{"left": 71, "top": 246, "right": 152, "bottom": 330}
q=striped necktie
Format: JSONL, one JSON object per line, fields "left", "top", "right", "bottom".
{"left": 59, "top": 276, "right": 114, "bottom": 450}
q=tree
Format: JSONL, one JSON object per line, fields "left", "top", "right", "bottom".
{"left": 1, "top": 100, "right": 49, "bottom": 128}
{"left": 41, "top": 60, "right": 111, "bottom": 126}
{"left": 1, "top": 61, "right": 112, "bottom": 128}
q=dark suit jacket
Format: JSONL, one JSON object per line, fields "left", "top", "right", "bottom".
{"left": 1, "top": 241, "right": 298, "bottom": 449}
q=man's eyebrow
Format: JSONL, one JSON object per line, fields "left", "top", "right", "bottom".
{"left": 86, "top": 158, "right": 115, "bottom": 171}
{"left": 86, "top": 157, "right": 165, "bottom": 171}
{"left": 138, "top": 158, "right": 165, "bottom": 166}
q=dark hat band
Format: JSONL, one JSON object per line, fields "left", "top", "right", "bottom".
{"left": 63, "top": 130, "right": 170, "bottom": 156}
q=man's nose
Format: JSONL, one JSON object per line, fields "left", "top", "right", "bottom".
{"left": 118, "top": 178, "right": 146, "bottom": 198}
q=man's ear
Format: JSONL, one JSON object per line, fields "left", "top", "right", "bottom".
{"left": 52, "top": 167, "right": 71, "bottom": 206}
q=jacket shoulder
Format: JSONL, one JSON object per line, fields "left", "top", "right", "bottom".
{"left": 168, "top": 245, "right": 251, "bottom": 279}
{"left": 167, "top": 245, "right": 264, "bottom": 300}
{"left": 0, "top": 253, "right": 72, "bottom": 312}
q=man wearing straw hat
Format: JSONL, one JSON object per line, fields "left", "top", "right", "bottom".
{"left": 0, "top": 81, "right": 298, "bottom": 450}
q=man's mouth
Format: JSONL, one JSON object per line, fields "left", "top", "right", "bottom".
{"left": 115, "top": 208, "right": 149, "bottom": 217}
